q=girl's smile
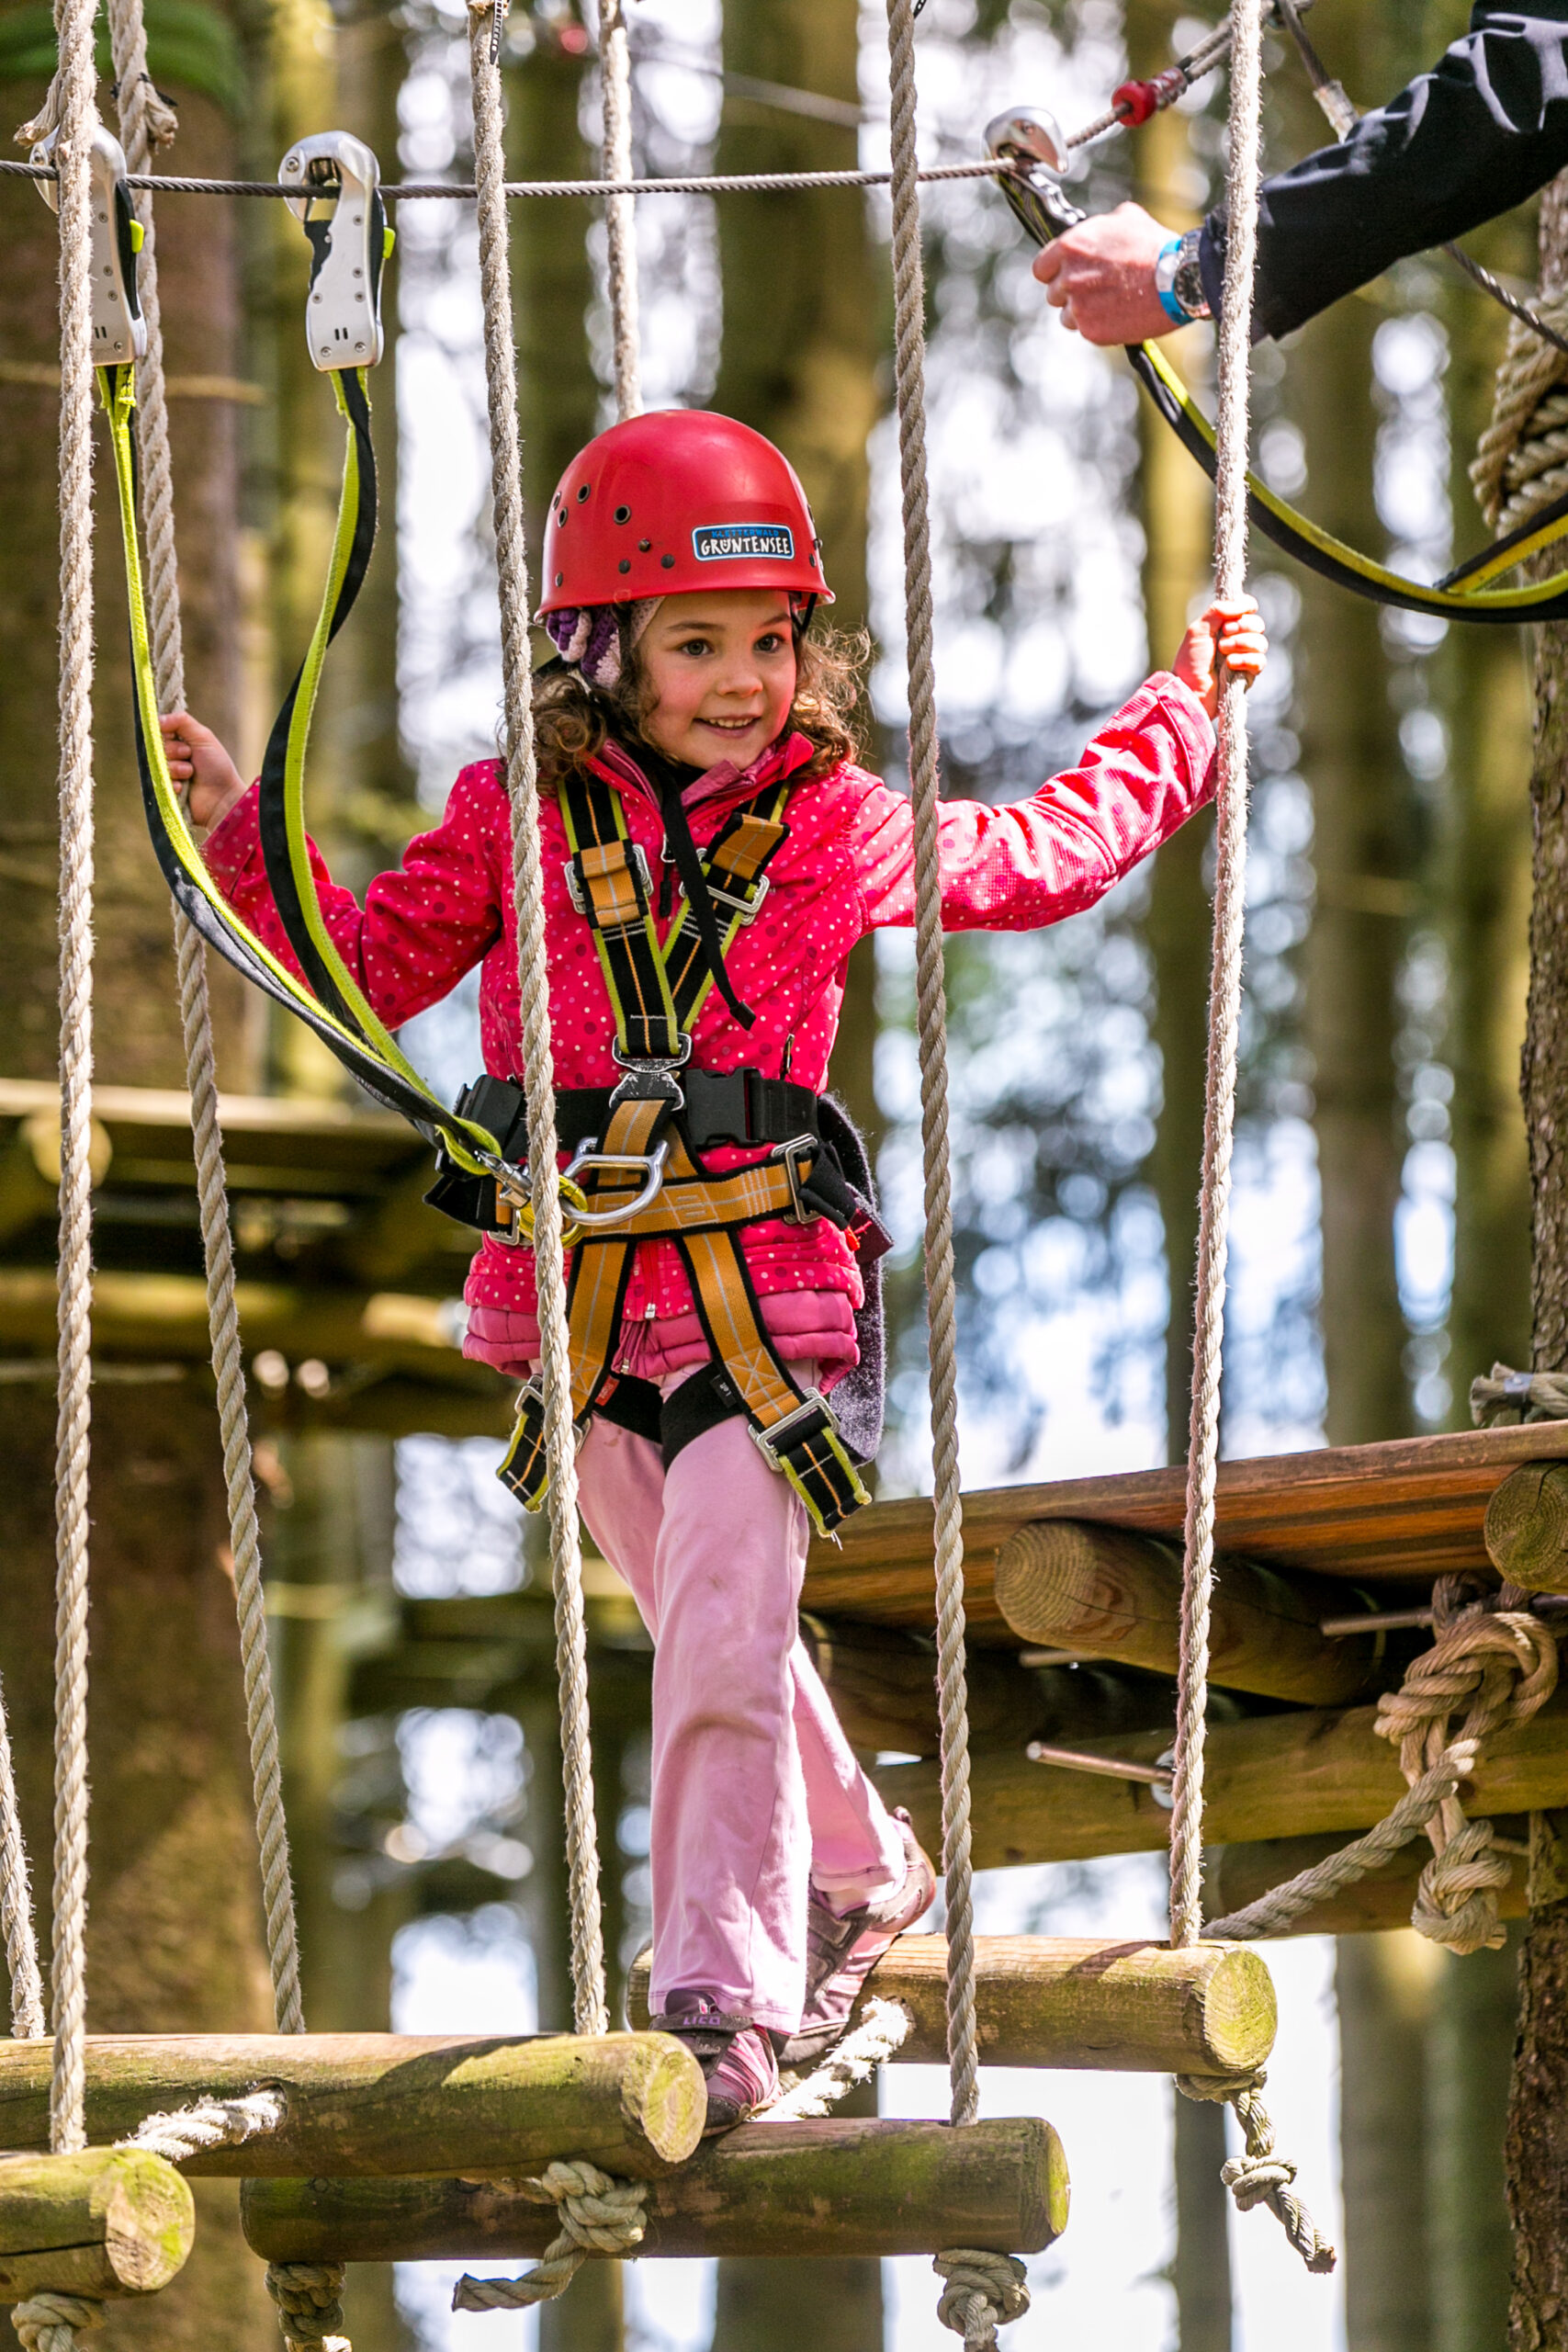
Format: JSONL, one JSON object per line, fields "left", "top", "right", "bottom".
{"left": 637, "top": 590, "right": 797, "bottom": 771}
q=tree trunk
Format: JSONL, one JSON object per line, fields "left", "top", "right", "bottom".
{"left": 1431, "top": 1932, "right": 1521, "bottom": 2352}
{"left": 1337, "top": 1935, "right": 1440, "bottom": 2351}
{"left": 0, "top": 36, "right": 275, "bottom": 2351}
{"left": 1506, "top": 167, "right": 1568, "bottom": 2352}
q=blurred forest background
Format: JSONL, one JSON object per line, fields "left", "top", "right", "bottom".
{"left": 0, "top": 0, "right": 1546, "bottom": 2346}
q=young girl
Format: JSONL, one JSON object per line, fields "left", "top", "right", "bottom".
{"left": 165, "top": 407, "right": 1265, "bottom": 2130}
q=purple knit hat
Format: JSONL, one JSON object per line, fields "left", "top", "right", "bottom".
{"left": 540, "top": 597, "right": 661, "bottom": 690}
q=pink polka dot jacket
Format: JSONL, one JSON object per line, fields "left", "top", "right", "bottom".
{"left": 202, "top": 671, "right": 1214, "bottom": 1360}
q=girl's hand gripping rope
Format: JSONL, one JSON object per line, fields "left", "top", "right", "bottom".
{"left": 1172, "top": 595, "right": 1267, "bottom": 718}
{"left": 160, "top": 710, "right": 247, "bottom": 832}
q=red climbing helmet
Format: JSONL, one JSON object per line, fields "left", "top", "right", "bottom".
{"left": 536, "top": 408, "right": 833, "bottom": 612}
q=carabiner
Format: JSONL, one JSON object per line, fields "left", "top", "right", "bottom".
{"left": 983, "top": 107, "right": 1088, "bottom": 248}
{"left": 32, "top": 121, "right": 147, "bottom": 367}
{"left": 278, "top": 130, "right": 389, "bottom": 372}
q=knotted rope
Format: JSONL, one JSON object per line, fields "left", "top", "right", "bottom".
{"left": 1158, "top": 0, "right": 1332, "bottom": 2275}
{"left": 932, "top": 2252, "right": 1031, "bottom": 2348}
{"left": 1372, "top": 1578, "right": 1558, "bottom": 1951}
{"left": 42, "top": 0, "right": 100, "bottom": 2201}
{"left": 1175, "top": 2069, "right": 1336, "bottom": 2274}
{"left": 1472, "top": 295, "right": 1568, "bottom": 537}
{"left": 466, "top": 0, "right": 608, "bottom": 2052}
{"left": 265, "top": 2262, "right": 351, "bottom": 2352}
{"left": 881, "top": 2, "right": 1032, "bottom": 2334}
{"left": 1205, "top": 1739, "right": 1481, "bottom": 1940}
{"left": 0, "top": 1666, "right": 46, "bottom": 2038}
{"left": 598, "top": 0, "right": 639, "bottom": 422}
{"left": 102, "top": 0, "right": 305, "bottom": 2053}
{"left": 12, "top": 2296, "right": 106, "bottom": 2352}
{"left": 1472, "top": 1360, "right": 1568, "bottom": 1426}
{"left": 451, "top": 2163, "right": 648, "bottom": 2312}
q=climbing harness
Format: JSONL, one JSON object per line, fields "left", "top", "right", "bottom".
{"left": 485, "top": 759, "right": 876, "bottom": 1541}
{"left": 985, "top": 108, "right": 1568, "bottom": 625}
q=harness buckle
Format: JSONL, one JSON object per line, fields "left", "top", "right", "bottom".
{"left": 558, "top": 1137, "right": 671, "bottom": 1229}
{"left": 516, "top": 1377, "right": 592, "bottom": 1453}
{"left": 750, "top": 1388, "right": 844, "bottom": 1477}
{"left": 704, "top": 874, "right": 772, "bottom": 926}
{"left": 565, "top": 842, "right": 653, "bottom": 919}
{"left": 608, "top": 1035, "right": 691, "bottom": 1114}
{"left": 771, "top": 1134, "right": 820, "bottom": 1225}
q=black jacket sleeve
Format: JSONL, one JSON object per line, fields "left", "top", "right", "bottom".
{"left": 1196, "top": 4, "right": 1568, "bottom": 341}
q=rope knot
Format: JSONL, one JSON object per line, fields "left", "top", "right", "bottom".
{"left": 451, "top": 2162, "right": 647, "bottom": 2312}
{"left": 1472, "top": 301, "right": 1568, "bottom": 533}
{"left": 932, "top": 2250, "right": 1030, "bottom": 2346}
{"left": 12, "top": 2294, "right": 104, "bottom": 2352}
{"left": 1220, "top": 2149, "right": 1297, "bottom": 2211}
{"left": 1373, "top": 1600, "right": 1557, "bottom": 1951}
{"left": 265, "top": 2258, "right": 351, "bottom": 2351}
{"left": 1176, "top": 2070, "right": 1337, "bottom": 2275}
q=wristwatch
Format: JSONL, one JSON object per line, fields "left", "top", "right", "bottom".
{"left": 1154, "top": 229, "right": 1213, "bottom": 326}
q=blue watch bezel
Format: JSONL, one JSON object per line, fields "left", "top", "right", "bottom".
{"left": 1154, "top": 234, "right": 1190, "bottom": 327}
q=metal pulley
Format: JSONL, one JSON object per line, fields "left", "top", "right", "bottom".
{"left": 983, "top": 107, "right": 1088, "bottom": 248}
{"left": 31, "top": 119, "right": 147, "bottom": 367}
{"left": 277, "top": 130, "right": 390, "bottom": 371}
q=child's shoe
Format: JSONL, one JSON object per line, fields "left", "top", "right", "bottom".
{"left": 780, "top": 1810, "right": 937, "bottom": 2067}
{"left": 650, "top": 1992, "right": 780, "bottom": 2134}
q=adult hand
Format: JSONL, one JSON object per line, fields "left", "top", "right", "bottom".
{"left": 1172, "top": 596, "right": 1268, "bottom": 720}
{"left": 1032, "top": 201, "right": 1176, "bottom": 345}
{"left": 160, "top": 711, "right": 248, "bottom": 833}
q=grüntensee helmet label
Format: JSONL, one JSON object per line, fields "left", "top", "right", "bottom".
{"left": 693, "top": 522, "right": 795, "bottom": 562}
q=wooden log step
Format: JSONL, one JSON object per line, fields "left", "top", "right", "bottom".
{"left": 240, "top": 2116, "right": 1068, "bottom": 2263}
{"left": 991, "top": 1520, "right": 1384, "bottom": 1704}
{"left": 1204, "top": 1822, "right": 1530, "bottom": 1939}
{"left": 1485, "top": 1462, "right": 1568, "bottom": 1592}
{"left": 628, "top": 1931, "right": 1274, "bottom": 2076}
{"left": 803, "top": 1422, "right": 1568, "bottom": 1635}
{"left": 876, "top": 1690, "right": 1568, "bottom": 1871}
{"left": 0, "top": 2149, "right": 194, "bottom": 2303}
{"left": 0, "top": 2034, "right": 704, "bottom": 2182}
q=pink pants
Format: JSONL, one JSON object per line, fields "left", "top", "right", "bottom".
{"left": 575, "top": 1407, "right": 907, "bottom": 2035}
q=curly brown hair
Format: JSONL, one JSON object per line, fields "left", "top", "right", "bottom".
{"left": 531, "top": 616, "right": 870, "bottom": 789}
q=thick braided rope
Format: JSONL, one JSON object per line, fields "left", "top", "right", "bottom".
{"left": 118, "top": 2086, "right": 288, "bottom": 2164}
{"left": 12, "top": 2295, "right": 106, "bottom": 2352}
{"left": 598, "top": 0, "right": 640, "bottom": 421}
{"left": 105, "top": 0, "right": 305, "bottom": 2049}
{"left": 466, "top": 0, "right": 607, "bottom": 2041}
{"left": 1204, "top": 1739, "right": 1481, "bottom": 1939}
{"left": 932, "top": 2253, "right": 1031, "bottom": 2349}
{"left": 46, "top": 0, "right": 101, "bottom": 2174}
{"left": 450, "top": 2162, "right": 647, "bottom": 2312}
{"left": 1168, "top": 0, "right": 1263, "bottom": 1954}
{"left": 0, "top": 1667, "right": 47, "bottom": 2037}
{"left": 265, "top": 2262, "right": 351, "bottom": 2352}
{"left": 1472, "top": 294, "right": 1568, "bottom": 535}
{"left": 883, "top": 0, "right": 982, "bottom": 2141}
{"left": 762, "top": 1996, "right": 912, "bottom": 2120}
{"left": 1372, "top": 1593, "right": 1558, "bottom": 1952}
{"left": 1176, "top": 2069, "right": 1336, "bottom": 2273}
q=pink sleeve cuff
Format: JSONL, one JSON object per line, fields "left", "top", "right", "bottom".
{"left": 199, "top": 781, "right": 263, "bottom": 890}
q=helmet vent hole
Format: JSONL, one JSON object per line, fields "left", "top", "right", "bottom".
{"left": 614, "top": 503, "right": 632, "bottom": 524}
{"left": 577, "top": 483, "right": 591, "bottom": 502}
{"left": 617, "top": 559, "right": 631, "bottom": 574}
{"left": 660, "top": 553, "right": 675, "bottom": 570}
{"left": 554, "top": 571, "right": 564, "bottom": 587}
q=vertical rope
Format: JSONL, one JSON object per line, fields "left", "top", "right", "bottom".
{"left": 881, "top": 0, "right": 980, "bottom": 2139}
{"left": 103, "top": 0, "right": 305, "bottom": 2046}
{"left": 1167, "top": 0, "right": 1265, "bottom": 1953}
{"left": 0, "top": 1669, "right": 46, "bottom": 2038}
{"left": 468, "top": 0, "right": 607, "bottom": 2040}
{"left": 598, "top": 0, "right": 640, "bottom": 422}
{"left": 48, "top": 0, "right": 101, "bottom": 2167}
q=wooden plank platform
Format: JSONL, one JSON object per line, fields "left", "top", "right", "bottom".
{"left": 804, "top": 1422, "right": 1568, "bottom": 1640}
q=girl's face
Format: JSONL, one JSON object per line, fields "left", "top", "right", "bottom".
{"left": 637, "top": 590, "right": 796, "bottom": 771}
